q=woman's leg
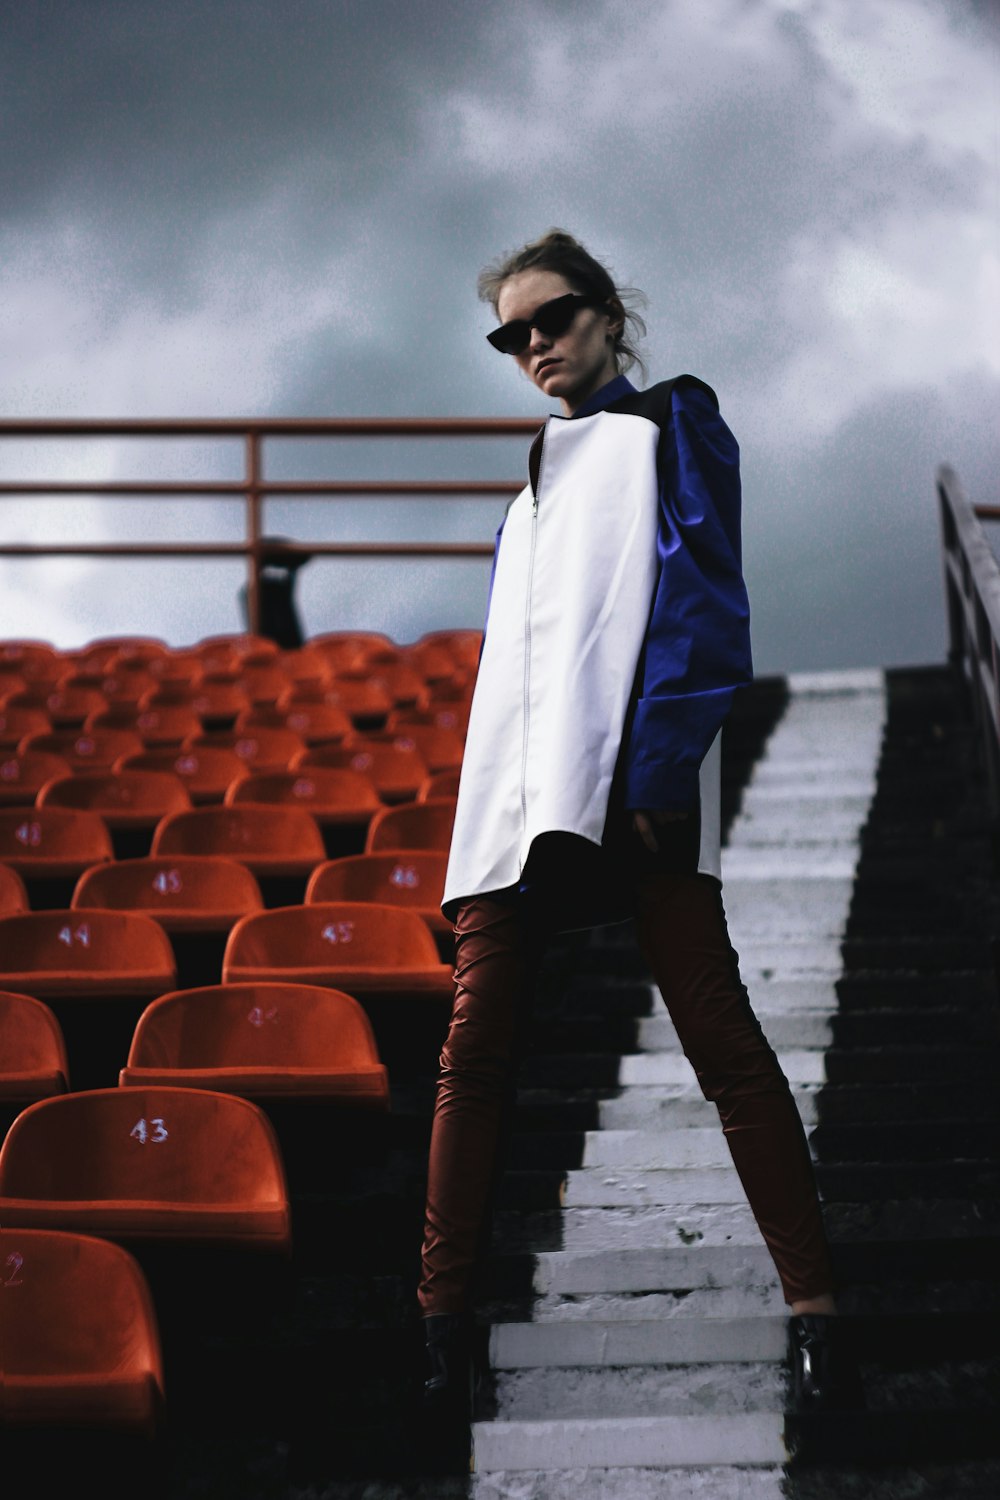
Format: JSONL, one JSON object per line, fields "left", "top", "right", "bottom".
{"left": 418, "top": 894, "right": 544, "bottom": 1318}
{"left": 632, "top": 870, "right": 836, "bottom": 1307}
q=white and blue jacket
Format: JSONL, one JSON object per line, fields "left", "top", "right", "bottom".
{"left": 441, "top": 372, "right": 752, "bottom": 928}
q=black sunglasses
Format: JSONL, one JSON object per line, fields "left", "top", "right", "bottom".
{"left": 486, "top": 292, "right": 605, "bottom": 355}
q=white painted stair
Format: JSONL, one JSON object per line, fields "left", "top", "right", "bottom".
{"left": 470, "top": 670, "right": 887, "bottom": 1492}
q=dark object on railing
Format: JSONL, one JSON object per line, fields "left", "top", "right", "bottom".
{"left": 239, "top": 538, "right": 312, "bottom": 649}
{"left": 937, "top": 463, "right": 1000, "bottom": 814}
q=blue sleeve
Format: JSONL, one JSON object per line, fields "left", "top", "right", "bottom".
{"left": 623, "top": 383, "right": 753, "bottom": 811}
{"left": 477, "top": 512, "right": 507, "bottom": 664}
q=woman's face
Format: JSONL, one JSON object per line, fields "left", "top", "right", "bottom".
{"left": 495, "top": 269, "right": 621, "bottom": 416}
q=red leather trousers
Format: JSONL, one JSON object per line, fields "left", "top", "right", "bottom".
{"left": 417, "top": 871, "right": 835, "bottom": 1315}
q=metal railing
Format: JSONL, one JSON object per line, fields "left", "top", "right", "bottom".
{"left": 938, "top": 463, "right": 1000, "bottom": 813}
{"left": 0, "top": 417, "right": 540, "bottom": 633}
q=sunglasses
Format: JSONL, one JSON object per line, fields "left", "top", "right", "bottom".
{"left": 486, "top": 292, "right": 606, "bottom": 355}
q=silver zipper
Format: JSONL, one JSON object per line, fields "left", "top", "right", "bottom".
{"left": 519, "top": 427, "right": 545, "bottom": 870}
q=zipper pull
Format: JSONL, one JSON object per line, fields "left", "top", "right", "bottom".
{"left": 532, "top": 493, "right": 538, "bottom": 516}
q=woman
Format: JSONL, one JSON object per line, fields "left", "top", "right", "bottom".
{"left": 417, "top": 229, "right": 862, "bottom": 1437}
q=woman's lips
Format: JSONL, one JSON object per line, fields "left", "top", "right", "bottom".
{"left": 535, "top": 358, "right": 561, "bottom": 376}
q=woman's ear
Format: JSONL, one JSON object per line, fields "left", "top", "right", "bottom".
{"left": 605, "top": 295, "right": 626, "bottom": 340}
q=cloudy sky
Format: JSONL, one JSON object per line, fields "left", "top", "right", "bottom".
{"left": 1, "top": 0, "right": 997, "bottom": 673}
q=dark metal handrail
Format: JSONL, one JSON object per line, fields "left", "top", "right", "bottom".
{"left": 0, "top": 417, "right": 540, "bottom": 632}
{"left": 938, "top": 463, "right": 1000, "bottom": 811}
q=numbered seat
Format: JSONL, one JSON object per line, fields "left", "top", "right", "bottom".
{"left": 0, "top": 751, "right": 73, "bottom": 808}
{"left": 223, "top": 767, "right": 381, "bottom": 830}
{"left": 0, "top": 1227, "right": 165, "bottom": 1435}
{"left": 305, "top": 852, "right": 448, "bottom": 935}
{"left": 85, "top": 705, "right": 203, "bottom": 748}
{"left": 114, "top": 746, "right": 250, "bottom": 805}
{"left": 0, "top": 864, "right": 29, "bottom": 915}
{"left": 364, "top": 797, "right": 457, "bottom": 854}
{"left": 18, "top": 727, "right": 145, "bottom": 771}
{"left": 0, "top": 992, "right": 70, "bottom": 1102}
{"left": 5, "top": 685, "right": 108, "bottom": 729}
{"left": 235, "top": 702, "right": 354, "bottom": 746}
{"left": 186, "top": 727, "right": 307, "bottom": 775}
{"left": 0, "top": 910, "right": 177, "bottom": 1000}
{"left": 0, "top": 808, "right": 114, "bottom": 882}
{"left": 120, "top": 982, "right": 389, "bottom": 1107}
{"left": 150, "top": 806, "right": 326, "bottom": 878}
{"left": 293, "top": 739, "right": 428, "bottom": 804}
{"left": 37, "top": 770, "right": 193, "bottom": 831}
{"left": 373, "top": 723, "right": 465, "bottom": 773}
{"left": 0, "top": 1087, "right": 291, "bottom": 1252}
{"left": 72, "top": 857, "right": 264, "bottom": 935}
{"left": 222, "top": 902, "right": 453, "bottom": 998}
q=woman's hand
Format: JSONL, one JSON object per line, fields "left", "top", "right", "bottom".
{"left": 632, "top": 808, "right": 689, "bottom": 853}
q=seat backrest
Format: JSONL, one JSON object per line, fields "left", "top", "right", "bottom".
{"left": 18, "top": 728, "right": 146, "bottom": 770}
{"left": 0, "top": 990, "right": 70, "bottom": 1081}
{"left": 306, "top": 851, "right": 446, "bottom": 911}
{"left": 293, "top": 740, "right": 428, "bottom": 798}
{"left": 224, "top": 768, "right": 381, "bottom": 814}
{"left": 224, "top": 901, "right": 442, "bottom": 973}
{"left": 72, "top": 856, "right": 264, "bottom": 918}
{"left": 0, "top": 807, "right": 114, "bottom": 865}
{"left": 365, "top": 798, "right": 457, "bottom": 853}
{"left": 0, "top": 909, "right": 177, "bottom": 985}
{"left": 186, "top": 728, "right": 307, "bottom": 773}
{"left": 0, "top": 751, "right": 73, "bottom": 803}
{"left": 85, "top": 705, "right": 203, "bottom": 746}
{"left": 37, "top": 770, "right": 192, "bottom": 818}
{"left": 418, "top": 769, "right": 462, "bottom": 802}
{"left": 114, "top": 746, "right": 250, "bottom": 801}
{"left": 0, "top": 863, "right": 30, "bottom": 914}
{"left": 150, "top": 805, "right": 326, "bottom": 861}
{"left": 126, "top": 983, "right": 382, "bottom": 1070}
{"left": 0, "top": 1226, "right": 164, "bottom": 1404}
{"left": 0, "top": 1086, "right": 287, "bottom": 1205}
{"left": 1, "top": 706, "right": 52, "bottom": 748}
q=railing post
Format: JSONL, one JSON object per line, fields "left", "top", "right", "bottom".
{"left": 245, "top": 429, "right": 262, "bottom": 636}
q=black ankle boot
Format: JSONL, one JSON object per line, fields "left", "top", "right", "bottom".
{"left": 419, "top": 1313, "right": 476, "bottom": 1472}
{"left": 788, "top": 1314, "right": 866, "bottom": 1413}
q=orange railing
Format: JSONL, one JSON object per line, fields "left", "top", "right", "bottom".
{"left": 0, "top": 417, "right": 539, "bottom": 633}
{"left": 938, "top": 463, "right": 1000, "bottom": 812}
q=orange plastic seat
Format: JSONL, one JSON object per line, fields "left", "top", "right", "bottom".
{"left": 72, "top": 856, "right": 264, "bottom": 935}
{"left": 150, "top": 805, "right": 326, "bottom": 878}
{"left": 187, "top": 681, "right": 251, "bottom": 726}
{"left": 120, "top": 982, "right": 389, "bottom": 1106}
{"left": 236, "top": 663, "right": 289, "bottom": 706}
{"left": 0, "top": 808, "right": 114, "bottom": 881}
{"left": 20, "top": 727, "right": 145, "bottom": 771}
{"left": 0, "top": 750, "right": 73, "bottom": 807}
{"left": 347, "top": 663, "right": 429, "bottom": 710}
{"left": 0, "top": 991, "right": 70, "bottom": 1101}
{"left": 224, "top": 768, "right": 382, "bottom": 828}
{"left": 37, "top": 770, "right": 192, "bottom": 830}
{"left": 195, "top": 633, "right": 280, "bottom": 666}
{"left": 375, "top": 723, "right": 465, "bottom": 773}
{"left": 77, "top": 637, "right": 170, "bottom": 670}
{"left": 0, "top": 864, "right": 30, "bottom": 915}
{"left": 293, "top": 740, "right": 428, "bottom": 803}
{"left": 236, "top": 702, "right": 354, "bottom": 745}
{"left": 306, "top": 852, "right": 448, "bottom": 935}
{"left": 365, "top": 798, "right": 457, "bottom": 853}
{"left": 418, "top": 768, "right": 462, "bottom": 801}
{"left": 186, "top": 727, "right": 307, "bottom": 775}
{"left": 0, "top": 1227, "right": 165, "bottom": 1435}
{"left": 0, "top": 706, "right": 52, "bottom": 750}
{"left": 319, "top": 679, "right": 394, "bottom": 728}
{"left": 222, "top": 901, "right": 453, "bottom": 998}
{"left": 0, "top": 1087, "right": 291, "bottom": 1252}
{"left": 85, "top": 705, "right": 203, "bottom": 747}
{"left": 114, "top": 746, "right": 249, "bottom": 805}
{"left": 0, "top": 909, "right": 177, "bottom": 1000}
{"left": 275, "top": 648, "right": 334, "bottom": 692}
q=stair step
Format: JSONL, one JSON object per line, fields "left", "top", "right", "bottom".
{"left": 471, "top": 1412, "right": 788, "bottom": 1473}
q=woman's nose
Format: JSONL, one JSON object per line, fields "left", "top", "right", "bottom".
{"left": 528, "top": 323, "right": 552, "bottom": 351}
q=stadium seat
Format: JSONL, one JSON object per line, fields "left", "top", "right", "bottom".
{"left": 187, "top": 681, "right": 251, "bottom": 727}
{"left": 119, "top": 982, "right": 389, "bottom": 1107}
{"left": 305, "top": 851, "right": 449, "bottom": 936}
{"left": 5, "top": 685, "right": 108, "bottom": 728}
{"left": 364, "top": 797, "right": 457, "bottom": 853}
{"left": 0, "top": 706, "right": 52, "bottom": 751}
{"left": 185, "top": 727, "right": 307, "bottom": 775}
{"left": 72, "top": 856, "right": 264, "bottom": 935}
{"left": 0, "top": 909, "right": 177, "bottom": 1000}
{"left": 85, "top": 705, "right": 204, "bottom": 747}
{"left": 18, "top": 727, "right": 145, "bottom": 770}
{"left": 0, "top": 991, "right": 70, "bottom": 1102}
{"left": 292, "top": 740, "right": 428, "bottom": 804}
{"left": 0, "top": 640, "right": 62, "bottom": 673}
{"left": 195, "top": 633, "right": 281, "bottom": 666}
{"left": 222, "top": 902, "right": 453, "bottom": 998}
{"left": 344, "top": 663, "right": 429, "bottom": 710}
{"left": 0, "top": 863, "right": 29, "bottom": 915}
{"left": 77, "top": 637, "right": 170, "bottom": 670}
{"left": 114, "top": 746, "right": 249, "bottom": 805}
{"left": 275, "top": 648, "right": 333, "bottom": 692}
{"left": 223, "top": 768, "right": 381, "bottom": 830}
{"left": 417, "top": 768, "right": 462, "bottom": 802}
{"left": 316, "top": 679, "right": 393, "bottom": 730}
{"left": 235, "top": 663, "right": 289, "bottom": 706}
{"left": 237, "top": 702, "right": 354, "bottom": 746}
{"left": 0, "top": 1227, "right": 165, "bottom": 1436}
{"left": 368, "top": 724, "right": 465, "bottom": 773}
{"left": 37, "top": 770, "right": 193, "bottom": 830}
{"left": 0, "top": 807, "right": 114, "bottom": 882}
{"left": 0, "top": 1087, "right": 291, "bottom": 1252}
{"left": 150, "top": 805, "right": 326, "bottom": 879}
{"left": 309, "top": 631, "right": 395, "bottom": 668}
{"left": 0, "top": 750, "right": 73, "bottom": 807}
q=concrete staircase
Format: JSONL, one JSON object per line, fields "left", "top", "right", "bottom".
{"left": 470, "top": 665, "right": 1000, "bottom": 1498}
